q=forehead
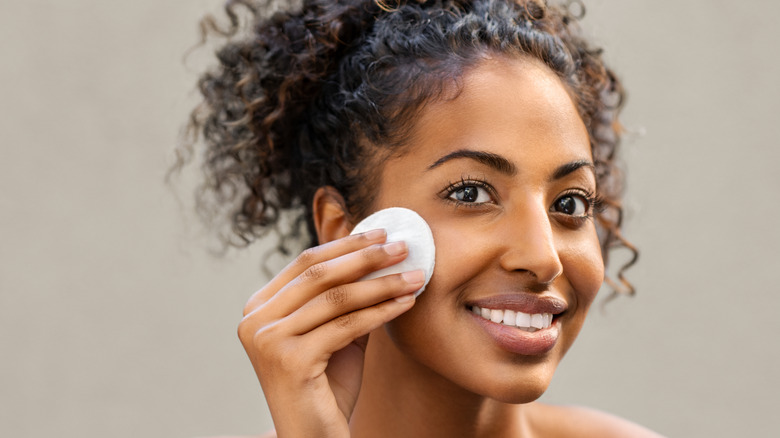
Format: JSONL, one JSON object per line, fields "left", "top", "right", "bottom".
{"left": 392, "top": 55, "right": 591, "bottom": 172}
{"left": 362, "top": 54, "right": 595, "bottom": 216}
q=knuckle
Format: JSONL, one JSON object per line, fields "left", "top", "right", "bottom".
{"left": 236, "top": 319, "right": 252, "bottom": 343}
{"left": 301, "top": 262, "right": 328, "bottom": 282}
{"left": 238, "top": 310, "right": 274, "bottom": 344}
{"left": 252, "top": 323, "right": 280, "bottom": 351}
{"left": 237, "top": 320, "right": 316, "bottom": 381}
{"left": 294, "top": 247, "right": 318, "bottom": 268}
{"left": 237, "top": 314, "right": 263, "bottom": 345}
{"left": 360, "top": 244, "right": 383, "bottom": 265}
{"left": 333, "top": 312, "right": 356, "bottom": 329}
{"left": 324, "top": 286, "right": 349, "bottom": 306}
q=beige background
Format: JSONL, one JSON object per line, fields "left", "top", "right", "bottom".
{"left": 2, "top": 0, "right": 778, "bottom": 436}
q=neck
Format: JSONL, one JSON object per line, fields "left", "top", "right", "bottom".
{"left": 349, "top": 328, "right": 530, "bottom": 438}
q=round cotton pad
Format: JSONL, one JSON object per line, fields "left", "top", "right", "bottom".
{"left": 350, "top": 207, "right": 436, "bottom": 296}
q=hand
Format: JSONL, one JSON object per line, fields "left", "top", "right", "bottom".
{"left": 238, "top": 230, "right": 424, "bottom": 437}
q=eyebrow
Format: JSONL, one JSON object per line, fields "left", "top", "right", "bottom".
{"left": 549, "top": 159, "right": 595, "bottom": 182}
{"left": 426, "top": 149, "right": 517, "bottom": 175}
{"left": 427, "top": 149, "right": 595, "bottom": 181}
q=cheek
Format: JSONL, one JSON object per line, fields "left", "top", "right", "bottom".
{"left": 381, "top": 214, "right": 490, "bottom": 338}
{"left": 429, "top": 217, "right": 483, "bottom": 285}
{"left": 560, "top": 229, "right": 605, "bottom": 310}
{"left": 418, "top": 212, "right": 500, "bottom": 300}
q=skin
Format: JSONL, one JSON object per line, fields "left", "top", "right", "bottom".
{"left": 238, "top": 55, "right": 662, "bottom": 437}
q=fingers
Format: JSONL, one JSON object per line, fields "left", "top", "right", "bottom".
{"left": 283, "top": 269, "right": 425, "bottom": 336}
{"left": 243, "top": 229, "right": 388, "bottom": 316}
{"left": 269, "top": 240, "right": 411, "bottom": 317}
{"left": 302, "top": 291, "right": 417, "bottom": 357}
{"left": 248, "top": 239, "right": 412, "bottom": 323}
{"left": 237, "top": 271, "right": 419, "bottom": 375}
{"left": 242, "top": 286, "right": 418, "bottom": 376}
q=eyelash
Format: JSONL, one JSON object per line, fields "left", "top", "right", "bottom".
{"left": 440, "top": 177, "right": 496, "bottom": 208}
{"left": 552, "top": 189, "right": 605, "bottom": 225}
{"left": 440, "top": 178, "right": 606, "bottom": 222}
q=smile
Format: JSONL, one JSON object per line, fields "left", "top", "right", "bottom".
{"left": 470, "top": 306, "right": 554, "bottom": 332}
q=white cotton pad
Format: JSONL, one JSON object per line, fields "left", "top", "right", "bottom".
{"left": 350, "top": 207, "right": 435, "bottom": 296}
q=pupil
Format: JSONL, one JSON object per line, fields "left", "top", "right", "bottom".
{"left": 460, "top": 186, "right": 478, "bottom": 202}
{"left": 558, "top": 196, "right": 575, "bottom": 214}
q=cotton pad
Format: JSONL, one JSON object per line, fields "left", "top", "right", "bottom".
{"left": 350, "top": 207, "right": 436, "bottom": 296}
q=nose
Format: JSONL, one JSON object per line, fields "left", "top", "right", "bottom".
{"left": 498, "top": 202, "right": 563, "bottom": 285}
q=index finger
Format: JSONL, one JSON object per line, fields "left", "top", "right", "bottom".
{"left": 243, "top": 229, "right": 387, "bottom": 315}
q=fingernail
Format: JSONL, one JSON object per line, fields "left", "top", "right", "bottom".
{"left": 363, "top": 229, "right": 386, "bottom": 241}
{"left": 395, "top": 293, "right": 415, "bottom": 303}
{"left": 383, "top": 241, "right": 406, "bottom": 256}
{"left": 401, "top": 270, "right": 425, "bottom": 284}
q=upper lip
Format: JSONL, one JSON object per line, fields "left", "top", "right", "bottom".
{"left": 466, "top": 293, "right": 568, "bottom": 315}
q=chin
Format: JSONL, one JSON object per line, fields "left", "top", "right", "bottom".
{"left": 485, "top": 380, "right": 550, "bottom": 405}
{"left": 467, "top": 363, "right": 557, "bottom": 404}
{"left": 492, "top": 391, "right": 546, "bottom": 405}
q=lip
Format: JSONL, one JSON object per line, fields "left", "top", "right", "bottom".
{"left": 466, "top": 294, "right": 567, "bottom": 356}
{"left": 466, "top": 294, "right": 568, "bottom": 315}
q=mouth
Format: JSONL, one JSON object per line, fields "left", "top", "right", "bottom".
{"left": 463, "top": 294, "right": 568, "bottom": 356}
{"left": 469, "top": 305, "right": 554, "bottom": 332}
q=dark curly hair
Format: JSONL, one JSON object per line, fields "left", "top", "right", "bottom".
{"left": 177, "top": 0, "right": 638, "bottom": 295}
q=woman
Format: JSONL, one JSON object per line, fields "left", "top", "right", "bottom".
{"left": 185, "top": 0, "right": 659, "bottom": 435}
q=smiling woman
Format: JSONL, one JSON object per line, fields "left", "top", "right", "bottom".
{"left": 362, "top": 57, "right": 605, "bottom": 408}
{"left": 179, "top": 0, "right": 657, "bottom": 436}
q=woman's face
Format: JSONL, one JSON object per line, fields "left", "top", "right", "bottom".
{"left": 366, "top": 55, "right": 604, "bottom": 403}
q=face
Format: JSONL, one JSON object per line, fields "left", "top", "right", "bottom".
{"left": 363, "top": 55, "right": 604, "bottom": 403}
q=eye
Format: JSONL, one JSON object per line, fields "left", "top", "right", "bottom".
{"left": 551, "top": 193, "right": 590, "bottom": 217}
{"left": 450, "top": 185, "right": 491, "bottom": 203}
{"left": 443, "top": 179, "right": 495, "bottom": 206}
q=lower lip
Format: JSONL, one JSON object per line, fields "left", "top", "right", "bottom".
{"left": 469, "top": 311, "right": 560, "bottom": 356}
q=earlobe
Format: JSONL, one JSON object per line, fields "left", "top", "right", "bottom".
{"left": 312, "top": 186, "right": 351, "bottom": 244}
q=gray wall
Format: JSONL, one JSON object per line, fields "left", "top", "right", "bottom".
{"left": 2, "top": 0, "right": 778, "bottom": 436}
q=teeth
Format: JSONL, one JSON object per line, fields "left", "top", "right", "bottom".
{"left": 470, "top": 306, "right": 553, "bottom": 331}
{"left": 503, "top": 310, "right": 516, "bottom": 326}
{"left": 515, "top": 311, "right": 531, "bottom": 328}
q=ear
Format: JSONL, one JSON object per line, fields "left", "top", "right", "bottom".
{"left": 312, "top": 186, "right": 352, "bottom": 245}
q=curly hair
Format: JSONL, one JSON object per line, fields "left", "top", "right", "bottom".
{"left": 178, "top": 0, "right": 638, "bottom": 295}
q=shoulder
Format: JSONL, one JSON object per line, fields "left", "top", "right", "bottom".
{"left": 524, "top": 403, "right": 665, "bottom": 438}
{"left": 194, "top": 434, "right": 275, "bottom": 438}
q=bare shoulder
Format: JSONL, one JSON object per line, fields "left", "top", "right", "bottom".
{"left": 525, "top": 402, "right": 665, "bottom": 438}
{"left": 194, "top": 434, "right": 274, "bottom": 438}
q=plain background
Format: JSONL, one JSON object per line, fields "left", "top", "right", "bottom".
{"left": 2, "top": 0, "right": 778, "bottom": 436}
